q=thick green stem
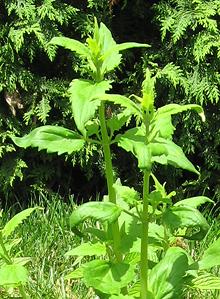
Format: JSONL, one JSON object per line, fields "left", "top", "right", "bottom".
{"left": 140, "top": 111, "right": 151, "bottom": 299}
{"left": 140, "top": 170, "right": 150, "bottom": 299}
{"left": 98, "top": 102, "right": 122, "bottom": 262}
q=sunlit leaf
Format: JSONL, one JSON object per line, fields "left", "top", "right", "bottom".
{"left": 163, "top": 206, "right": 209, "bottom": 240}
{"left": 102, "top": 42, "right": 150, "bottom": 74}
{"left": 113, "top": 180, "right": 140, "bottom": 205}
{"left": 141, "top": 69, "right": 155, "bottom": 110}
{"left": 65, "top": 267, "right": 83, "bottom": 280}
{"left": 199, "top": 237, "right": 220, "bottom": 270}
{"left": 65, "top": 242, "right": 106, "bottom": 257}
{"left": 107, "top": 109, "right": 132, "bottom": 134}
{"left": 49, "top": 36, "right": 90, "bottom": 58}
{"left": 97, "top": 22, "right": 122, "bottom": 74}
{"left": 12, "top": 126, "right": 85, "bottom": 155}
{"left": 69, "top": 202, "right": 122, "bottom": 227}
{"left": 69, "top": 79, "right": 111, "bottom": 135}
{"left": 86, "top": 120, "right": 100, "bottom": 137}
{"left": 116, "top": 127, "right": 151, "bottom": 169}
{"left": 152, "top": 138, "right": 199, "bottom": 174}
{"left": 150, "top": 115, "right": 175, "bottom": 139}
{"left": 115, "top": 42, "right": 150, "bottom": 52}
{"left": 149, "top": 247, "right": 189, "bottom": 299}
{"left": 156, "top": 104, "right": 204, "bottom": 119}
{"left": 149, "top": 142, "right": 168, "bottom": 157}
{"left": 2, "top": 207, "right": 39, "bottom": 238}
{"left": 83, "top": 260, "right": 135, "bottom": 295}
{"left": 175, "top": 196, "right": 213, "bottom": 208}
{"left": 0, "top": 264, "right": 28, "bottom": 286}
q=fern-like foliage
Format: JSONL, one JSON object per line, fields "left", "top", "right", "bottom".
{"left": 153, "top": 0, "right": 220, "bottom": 201}
{"left": 0, "top": 0, "right": 78, "bottom": 200}
{"left": 6, "top": 0, "right": 76, "bottom": 60}
{"left": 0, "top": 0, "right": 114, "bottom": 201}
{"left": 156, "top": 62, "right": 188, "bottom": 91}
{"left": 154, "top": 0, "right": 220, "bottom": 104}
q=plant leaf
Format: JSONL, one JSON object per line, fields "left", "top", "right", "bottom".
{"left": 0, "top": 264, "right": 28, "bottom": 286}
{"left": 156, "top": 104, "right": 204, "bottom": 120}
{"left": 116, "top": 127, "right": 151, "bottom": 169}
{"left": 69, "top": 79, "right": 111, "bottom": 135}
{"left": 69, "top": 202, "right": 122, "bottom": 228}
{"left": 83, "top": 260, "right": 135, "bottom": 295}
{"left": 12, "top": 126, "right": 85, "bottom": 155}
{"left": 148, "top": 247, "right": 189, "bottom": 299}
{"left": 149, "top": 142, "right": 168, "bottom": 157}
{"left": 102, "top": 42, "right": 150, "bottom": 73}
{"left": 163, "top": 206, "right": 210, "bottom": 240}
{"left": 113, "top": 180, "right": 140, "bottom": 206}
{"left": 175, "top": 196, "right": 213, "bottom": 208}
{"left": 86, "top": 120, "right": 100, "bottom": 137}
{"left": 115, "top": 42, "right": 150, "bottom": 52}
{"left": 49, "top": 36, "right": 90, "bottom": 58}
{"left": 2, "top": 207, "right": 39, "bottom": 238}
{"left": 107, "top": 108, "right": 132, "bottom": 134}
{"left": 198, "top": 237, "right": 220, "bottom": 270}
{"left": 65, "top": 242, "right": 106, "bottom": 257}
{"left": 191, "top": 273, "right": 220, "bottom": 290}
{"left": 150, "top": 115, "right": 175, "bottom": 139}
{"left": 65, "top": 267, "right": 83, "bottom": 280}
{"left": 97, "top": 94, "right": 141, "bottom": 117}
{"left": 152, "top": 138, "right": 199, "bottom": 174}
{"left": 96, "top": 22, "right": 122, "bottom": 74}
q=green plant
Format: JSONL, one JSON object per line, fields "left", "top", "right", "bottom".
{"left": 12, "top": 20, "right": 220, "bottom": 298}
{"left": 0, "top": 207, "right": 39, "bottom": 298}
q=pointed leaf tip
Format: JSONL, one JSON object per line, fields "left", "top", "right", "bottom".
{"left": 199, "top": 112, "right": 206, "bottom": 122}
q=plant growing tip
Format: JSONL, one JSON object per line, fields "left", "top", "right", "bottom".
{"left": 141, "top": 68, "right": 155, "bottom": 111}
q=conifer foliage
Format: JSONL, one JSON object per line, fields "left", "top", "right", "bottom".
{"left": 0, "top": 0, "right": 77, "bottom": 198}
{"left": 155, "top": 0, "right": 220, "bottom": 104}
{"left": 153, "top": 0, "right": 220, "bottom": 199}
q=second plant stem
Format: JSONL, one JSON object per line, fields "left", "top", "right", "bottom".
{"left": 98, "top": 102, "right": 122, "bottom": 262}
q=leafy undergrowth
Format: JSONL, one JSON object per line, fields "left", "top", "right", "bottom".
{"left": 1, "top": 193, "right": 220, "bottom": 299}
{"left": 0, "top": 193, "right": 95, "bottom": 299}
{"left": 185, "top": 212, "right": 220, "bottom": 299}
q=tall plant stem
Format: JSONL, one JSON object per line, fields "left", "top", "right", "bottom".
{"left": 140, "top": 169, "right": 150, "bottom": 299}
{"left": 98, "top": 102, "right": 122, "bottom": 262}
{"left": 140, "top": 111, "right": 151, "bottom": 299}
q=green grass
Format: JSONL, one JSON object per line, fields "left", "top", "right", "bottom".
{"left": 1, "top": 193, "right": 220, "bottom": 298}
{"left": 1, "top": 192, "right": 95, "bottom": 299}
